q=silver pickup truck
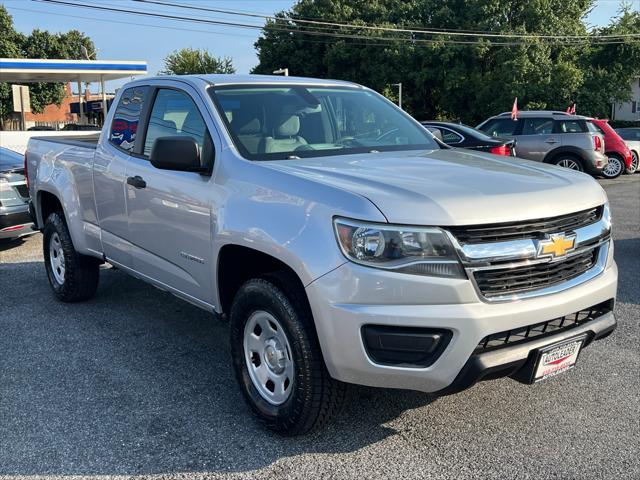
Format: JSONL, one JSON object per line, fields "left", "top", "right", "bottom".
{"left": 26, "top": 75, "right": 617, "bottom": 434}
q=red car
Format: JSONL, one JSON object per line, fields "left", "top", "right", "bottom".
{"left": 589, "top": 118, "right": 633, "bottom": 179}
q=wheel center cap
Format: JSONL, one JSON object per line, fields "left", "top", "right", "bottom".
{"left": 264, "top": 338, "right": 285, "bottom": 373}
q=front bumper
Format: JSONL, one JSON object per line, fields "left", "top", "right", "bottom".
{"left": 306, "top": 259, "right": 617, "bottom": 393}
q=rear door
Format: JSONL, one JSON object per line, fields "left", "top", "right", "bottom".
{"left": 94, "top": 85, "right": 149, "bottom": 265}
{"left": 124, "top": 81, "right": 217, "bottom": 305}
{"left": 514, "top": 117, "right": 557, "bottom": 162}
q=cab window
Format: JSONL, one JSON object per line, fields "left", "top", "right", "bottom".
{"left": 143, "top": 89, "right": 213, "bottom": 167}
{"left": 109, "top": 86, "right": 149, "bottom": 152}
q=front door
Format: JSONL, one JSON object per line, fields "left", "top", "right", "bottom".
{"left": 514, "top": 117, "right": 557, "bottom": 162}
{"left": 124, "top": 84, "right": 216, "bottom": 305}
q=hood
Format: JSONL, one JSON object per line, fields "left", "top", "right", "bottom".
{"left": 263, "top": 149, "right": 607, "bottom": 225}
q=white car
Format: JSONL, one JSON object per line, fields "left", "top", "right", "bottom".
{"left": 616, "top": 128, "right": 639, "bottom": 173}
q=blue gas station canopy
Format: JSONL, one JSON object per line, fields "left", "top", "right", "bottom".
{"left": 0, "top": 58, "right": 147, "bottom": 83}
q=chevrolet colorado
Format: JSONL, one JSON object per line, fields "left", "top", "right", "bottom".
{"left": 26, "top": 75, "right": 617, "bottom": 434}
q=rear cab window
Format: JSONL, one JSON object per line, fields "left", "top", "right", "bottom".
{"left": 109, "top": 86, "right": 149, "bottom": 152}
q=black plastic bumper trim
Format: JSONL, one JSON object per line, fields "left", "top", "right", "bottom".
{"left": 0, "top": 209, "right": 32, "bottom": 230}
{"left": 435, "top": 311, "right": 616, "bottom": 396}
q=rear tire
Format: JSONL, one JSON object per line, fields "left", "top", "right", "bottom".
{"left": 229, "top": 273, "right": 346, "bottom": 435}
{"left": 601, "top": 153, "right": 624, "bottom": 179}
{"left": 552, "top": 155, "right": 584, "bottom": 172}
{"left": 625, "top": 151, "right": 638, "bottom": 175}
{"left": 43, "top": 212, "right": 100, "bottom": 302}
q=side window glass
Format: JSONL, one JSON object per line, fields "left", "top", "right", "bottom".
{"left": 480, "top": 118, "right": 518, "bottom": 137}
{"left": 144, "top": 89, "right": 210, "bottom": 159}
{"left": 557, "top": 120, "right": 585, "bottom": 133}
{"left": 109, "top": 86, "right": 148, "bottom": 152}
{"left": 522, "top": 118, "right": 553, "bottom": 135}
{"left": 441, "top": 129, "right": 463, "bottom": 144}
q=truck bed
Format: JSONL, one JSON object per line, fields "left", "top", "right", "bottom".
{"left": 31, "top": 134, "right": 99, "bottom": 150}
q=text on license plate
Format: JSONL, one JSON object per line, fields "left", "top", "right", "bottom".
{"left": 534, "top": 338, "right": 584, "bottom": 382}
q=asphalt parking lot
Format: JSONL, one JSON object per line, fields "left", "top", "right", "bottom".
{"left": 0, "top": 175, "right": 638, "bottom": 480}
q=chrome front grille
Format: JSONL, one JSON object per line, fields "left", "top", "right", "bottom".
{"left": 447, "top": 204, "right": 611, "bottom": 302}
{"left": 448, "top": 206, "right": 602, "bottom": 244}
{"left": 473, "top": 249, "right": 598, "bottom": 299}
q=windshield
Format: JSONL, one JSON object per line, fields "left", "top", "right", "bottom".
{"left": 209, "top": 85, "right": 439, "bottom": 160}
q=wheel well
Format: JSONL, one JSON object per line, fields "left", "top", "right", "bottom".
{"left": 217, "top": 245, "right": 306, "bottom": 315}
{"left": 38, "top": 191, "right": 63, "bottom": 226}
{"left": 545, "top": 150, "right": 582, "bottom": 165}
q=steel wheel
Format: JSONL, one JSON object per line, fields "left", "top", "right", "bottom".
{"left": 556, "top": 158, "right": 583, "bottom": 171}
{"left": 602, "top": 155, "right": 623, "bottom": 178}
{"left": 48, "top": 232, "right": 66, "bottom": 285}
{"left": 243, "top": 310, "right": 294, "bottom": 405}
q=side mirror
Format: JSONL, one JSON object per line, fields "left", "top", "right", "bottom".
{"left": 150, "top": 136, "right": 208, "bottom": 173}
{"left": 427, "top": 127, "right": 443, "bottom": 142}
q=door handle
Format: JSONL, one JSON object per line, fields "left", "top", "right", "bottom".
{"left": 545, "top": 138, "right": 558, "bottom": 144}
{"left": 126, "top": 175, "right": 147, "bottom": 189}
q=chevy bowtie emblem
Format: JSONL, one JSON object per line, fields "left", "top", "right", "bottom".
{"left": 537, "top": 234, "right": 576, "bottom": 258}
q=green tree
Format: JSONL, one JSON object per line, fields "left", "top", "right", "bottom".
{"left": 577, "top": 7, "right": 640, "bottom": 118}
{"left": 160, "top": 48, "right": 236, "bottom": 75}
{"left": 0, "top": 5, "right": 95, "bottom": 123}
{"left": 253, "top": 0, "right": 638, "bottom": 123}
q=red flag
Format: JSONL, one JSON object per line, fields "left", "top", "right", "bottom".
{"left": 511, "top": 97, "right": 518, "bottom": 120}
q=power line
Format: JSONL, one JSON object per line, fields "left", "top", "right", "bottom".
{"left": 133, "top": 0, "right": 640, "bottom": 40}
{"left": 33, "top": 0, "right": 640, "bottom": 46}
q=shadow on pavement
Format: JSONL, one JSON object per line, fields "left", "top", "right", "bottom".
{"left": 612, "top": 237, "right": 639, "bottom": 306}
{"left": 0, "top": 263, "right": 437, "bottom": 477}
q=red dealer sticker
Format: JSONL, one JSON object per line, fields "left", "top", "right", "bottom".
{"left": 533, "top": 335, "right": 586, "bottom": 383}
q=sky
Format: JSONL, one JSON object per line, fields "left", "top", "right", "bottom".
{"left": 2, "top": 0, "right": 639, "bottom": 93}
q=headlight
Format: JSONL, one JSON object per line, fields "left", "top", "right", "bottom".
{"left": 334, "top": 218, "right": 465, "bottom": 278}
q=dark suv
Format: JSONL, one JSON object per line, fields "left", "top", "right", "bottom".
{"left": 477, "top": 111, "right": 607, "bottom": 176}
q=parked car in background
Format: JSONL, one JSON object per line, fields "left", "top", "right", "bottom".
{"left": 477, "top": 111, "right": 607, "bottom": 176}
{"left": 25, "top": 75, "right": 617, "bottom": 434}
{"left": 27, "top": 126, "right": 56, "bottom": 131}
{"left": 421, "top": 121, "right": 515, "bottom": 156}
{"left": 0, "top": 147, "right": 33, "bottom": 240}
{"left": 615, "top": 127, "right": 639, "bottom": 174}
{"left": 61, "top": 123, "right": 101, "bottom": 131}
{"left": 587, "top": 118, "right": 633, "bottom": 179}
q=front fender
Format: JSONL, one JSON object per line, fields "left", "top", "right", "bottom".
{"left": 211, "top": 158, "right": 386, "bottom": 301}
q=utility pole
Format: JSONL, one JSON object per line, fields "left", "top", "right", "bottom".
{"left": 392, "top": 83, "right": 402, "bottom": 109}
{"left": 273, "top": 68, "right": 289, "bottom": 76}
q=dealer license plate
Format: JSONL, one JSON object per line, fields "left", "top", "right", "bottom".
{"left": 533, "top": 335, "right": 586, "bottom": 383}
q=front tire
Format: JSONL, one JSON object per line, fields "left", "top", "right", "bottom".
{"left": 625, "top": 151, "right": 638, "bottom": 175}
{"left": 229, "top": 274, "right": 346, "bottom": 434}
{"left": 601, "top": 153, "right": 624, "bottom": 179}
{"left": 43, "top": 212, "right": 100, "bottom": 302}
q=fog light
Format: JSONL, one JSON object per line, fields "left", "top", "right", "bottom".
{"left": 361, "top": 325, "right": 452, "bottom": 368}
